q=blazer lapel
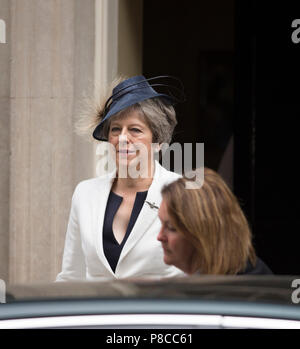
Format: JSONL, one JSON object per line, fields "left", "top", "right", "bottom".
{"left": 117, "top": 161, "right": 165, "bottom": 266}
{"left": 94, "top": 170, "right": 117, "bottom": 276}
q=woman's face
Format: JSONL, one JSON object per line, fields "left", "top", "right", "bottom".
{"left": 157, "top": 199, "right": 196, "bottom": 274}
{"left": 108, "top": 110, "right": 154, "bottom": 173}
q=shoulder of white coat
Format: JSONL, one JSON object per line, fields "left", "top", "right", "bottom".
{"left": 72, "top": 175, "right": 111, "bottom": 201}
{"left": 157, "top": 162, "right": 182, "bottom": 185}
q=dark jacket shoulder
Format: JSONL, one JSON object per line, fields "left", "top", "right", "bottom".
{"left": 238, "top": 257, "right": 273, "bottom": 275}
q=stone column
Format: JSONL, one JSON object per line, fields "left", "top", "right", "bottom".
{"left": 0, "top": 0, "right": 10, "bottom": 283}
{"left": 9, "top": 0, "right": 95, "bottom": 284}
{"left": 3, "top": 0, "right": 143, "bottom": 285}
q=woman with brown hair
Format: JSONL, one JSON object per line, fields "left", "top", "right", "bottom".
{"left": 157, "top": 168, "right": 272, "bottom": 275}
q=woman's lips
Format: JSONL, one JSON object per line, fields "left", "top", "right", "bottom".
{"left": 117, "top": 150, "right": 136, "bottom": 158}
{"left": 162, "top": 245, "right": 171, "bottom": 254}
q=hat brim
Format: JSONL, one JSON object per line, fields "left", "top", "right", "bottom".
{"left": 92, "top": 93, "right": 174, "bottom": 141}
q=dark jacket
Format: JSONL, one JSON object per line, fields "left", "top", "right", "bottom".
{"left": 237, "top": 257, "right": 273, "bottom": 275}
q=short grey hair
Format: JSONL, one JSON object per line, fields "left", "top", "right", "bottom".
{"left": 102, "top": 97, "right": 177, "bottom": 144}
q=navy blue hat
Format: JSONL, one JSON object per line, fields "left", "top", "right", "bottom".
{"left": 92, "top": 75, "right": 184, "bottom": 141}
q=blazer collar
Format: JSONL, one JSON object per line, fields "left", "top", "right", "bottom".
{"left": 116, "top": 161, "right": 165, "bottom": 268}
{"left": 94, "top": 171, "right": 117, "bottom": 276}
{"left": 94, "top": 161, "right": 167, "bottom": 276}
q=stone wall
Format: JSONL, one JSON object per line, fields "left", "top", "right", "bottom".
{"left": 0, "top": 0, "right": 143, "bottom": 284}
{"left": 7, "top": 0, "right": 95, "bottom": 284}
{"left": 0, "top": 0, "right": 10, "bottom": 283}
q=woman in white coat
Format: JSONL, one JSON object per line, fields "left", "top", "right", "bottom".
{"left": 56, "top": 75, "right": 185, "bottom": 281}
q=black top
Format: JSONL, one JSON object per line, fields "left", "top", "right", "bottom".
{"left": 237, "top": 257, "right": 273, "bottom": 275}
{"left": 102, "top": 190, "right": 148, "bottom": 273}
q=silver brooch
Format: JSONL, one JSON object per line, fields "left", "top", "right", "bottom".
{"left": 145, "top": 201, "right": 159, "bottom": 210}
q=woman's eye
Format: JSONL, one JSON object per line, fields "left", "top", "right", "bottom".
{"left": 110, "top": 127, "right": 141, "bottom": 132}
{"left": 167, "top": 225, "right": 176, "bottom": 232}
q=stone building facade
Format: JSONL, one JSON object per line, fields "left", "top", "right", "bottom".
{"left": 0, "top": 0, "right": 142, "bottom": 284}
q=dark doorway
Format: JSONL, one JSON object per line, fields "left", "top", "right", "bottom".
{"left": 235, "top": 1, "right": 300, "bottom": 274}
{"left": 143, "top": 0, "right": 235, "bottom": 188}
{"left": 143, "top": 0, "right": 300, "bottom": 274}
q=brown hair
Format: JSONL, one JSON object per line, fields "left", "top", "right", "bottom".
{"left": 161, "top": 168, "right": 256, "bottom": 274}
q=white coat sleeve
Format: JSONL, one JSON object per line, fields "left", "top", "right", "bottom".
{"left": 55, "top": 185, "right": 86, "bottom": 281}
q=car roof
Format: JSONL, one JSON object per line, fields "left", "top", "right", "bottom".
{"left": 6, "top": 275, "right": 299, "bottom": 305}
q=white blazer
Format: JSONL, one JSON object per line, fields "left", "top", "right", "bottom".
{"left": 56, "top": 161, "right": 184, "bottom": 281}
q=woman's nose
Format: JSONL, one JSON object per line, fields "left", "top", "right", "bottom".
{"left": 119, "top": 128, "right": 132, "bottom": 141}
{"left": 157, "top": 227, "right": 166, "bottom": 242}
{"left": 118, "top": 132, "right": 129, "bottom": 146}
